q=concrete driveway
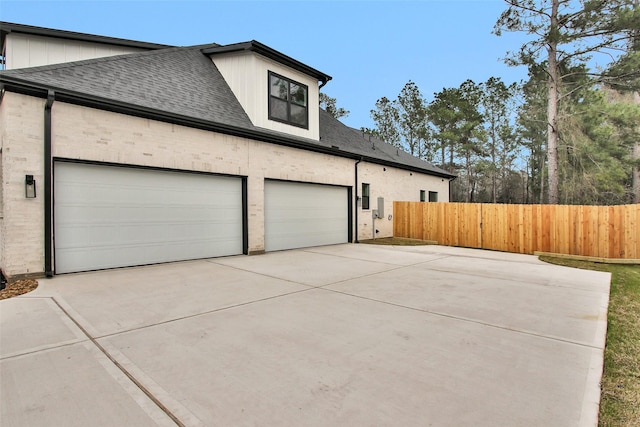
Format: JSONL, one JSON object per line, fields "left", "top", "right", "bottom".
{"left": 1, "top": 244, "right": 611, "bottom": 426}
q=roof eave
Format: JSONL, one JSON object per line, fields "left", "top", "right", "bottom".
{"left": 202, "top": 41, "right": 332, "bottom": 85}
{"left": 0, "top": 21, "right": 173, "bottom": 51}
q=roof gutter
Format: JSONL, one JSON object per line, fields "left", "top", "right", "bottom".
{"left": 448, "top": 175, "right": 457, "bottom": 202}
{"left": 354, "top": 158, "right": 362, "bottom": 243}
{"left": 44, "top": 89, "right": 55, "bottom": 277}
{"left": 0, "top": 77, "right": 455, "bottom": 180}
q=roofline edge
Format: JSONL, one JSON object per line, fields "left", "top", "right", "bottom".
{"left": 202, "top": 41, "right": 332, "bottom": 85}
{"left": 0, "top": 21, "right": 173, "bottom": 50}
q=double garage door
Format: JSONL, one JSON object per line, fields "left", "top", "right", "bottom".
{"left": 54, "top": 162, "right": 245, "bottom": 274}
{"left": 54, "top": 163, "right": 349, "bottom": 274}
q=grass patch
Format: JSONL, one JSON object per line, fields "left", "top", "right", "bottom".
{"left": 359, "top": 237, "right": 435, "bottom": 246}
{"left": 539, "top": 256, "right": 640, "bottom": 427}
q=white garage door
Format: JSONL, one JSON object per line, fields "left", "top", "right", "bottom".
{"left": 265, "top": 180, "right": 349, "bottom": 251}
{"left": 54, "top": 162, "right": 244, "bottom": 274}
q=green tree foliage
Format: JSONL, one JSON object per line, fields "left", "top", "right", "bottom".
{"left": 516, "top": 62, "right": 640, "bottom": 204}
{"left": 603, "top": 1, "right": 640, "bottom": 201}
{"left": 366, "top": 6, "right": 639, "bottom": 206}
{"left": 396, "top": 81, "right": 431, "bottom": 159}
{"left": 427, "top": 86, "right": 465, "bottom": 169}
{"left": 427, "top": 80, "right": 488, "bottom": 201}
{"left": 479, "top": 77, "right": 521, "bottom": 203}
{"left": 370, "top": 82, "right": 431, "bottom": 158}
{"left": 558, "top": 86, "right": 639, "bottom": 204}
{"left": 370, "top": 96, "right": 401, "bottom": 149}
{"left": 367, "top": 72, "right": 638, "bottom": 205}
{"left": 364, "top": 1, "right": 638, "bottom": 205}
{"left": 319, "top": 93, "right": 350, "bottom": 119}
{"left": 518, "top": 68, "right": 549, "bottom": 203}
{"left": 370, "top": 78, "right": 525, "bottom": 203}
{"left": 494, "top": 0, "right": 640, "bottom": 204}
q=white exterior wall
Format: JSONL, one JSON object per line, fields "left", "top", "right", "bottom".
{"left": 212, "top": 51, "right": 320, "bottom": 140}
{"left": 0, "top": 93, "right": 448, "bottom": 278}
{"left": 356, "top": 162, "right": 450, "bottom": 241}
{"left": 4, "top": 33, "right": 146, "bottom": 70}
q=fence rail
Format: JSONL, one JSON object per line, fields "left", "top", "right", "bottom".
{"left": 393, "top": 202, "right": 640, "bottom": 260}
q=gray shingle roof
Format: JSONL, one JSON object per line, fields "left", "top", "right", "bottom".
{"left": 0, "top": 45, "right": 454, "bottom": 178}
{"left": 0, "top": 46, "right": 253, "bottom": 129}
{"left": 318, "top": 109, "right": 452, "bottom": 176}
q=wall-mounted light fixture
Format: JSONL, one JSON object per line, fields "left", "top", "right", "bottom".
{"left": 25, "top": 175, "right": 36, "bottom": 198}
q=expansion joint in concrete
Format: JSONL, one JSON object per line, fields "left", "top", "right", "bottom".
{"left": 50, "top": 297, "right": 185, "bottom": 427}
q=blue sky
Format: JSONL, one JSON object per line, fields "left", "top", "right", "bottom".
{"left": 1, "top": 0, "right": 531, "bottom": 130}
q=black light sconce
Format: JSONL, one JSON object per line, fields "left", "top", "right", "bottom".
{"left": 25, "top": 175, "right": 36, "bottom": 198}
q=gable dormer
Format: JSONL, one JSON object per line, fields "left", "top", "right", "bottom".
{"left": 203, "top": 41, "right": 331, "bottom": 141}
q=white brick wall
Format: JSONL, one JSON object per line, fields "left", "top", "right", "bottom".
{"left": 0, "top": 93, "right": 46, "bottom": 277}
{"left": 0, "top": 93, "right": 450, "bottom": 277}
{"left": 356, "top": 163, "right": 450, "bottom": 240}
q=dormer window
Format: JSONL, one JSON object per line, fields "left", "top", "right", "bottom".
{"left": 268, "top": 71, "right": 308, "bottom": 129}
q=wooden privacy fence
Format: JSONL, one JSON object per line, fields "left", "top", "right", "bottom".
{"left": 394, "top": 202, "right": 640, "bottom": 260}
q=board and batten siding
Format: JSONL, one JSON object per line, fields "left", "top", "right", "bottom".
{"left": 211, "top": 51, "right": 320, "bottom": 140}
{"left": 4, "top": 32, "right": 146, "bottom": 70}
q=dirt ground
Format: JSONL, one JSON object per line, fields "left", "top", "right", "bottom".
{"left": 0, "top": 279, "right": 39, "bottom": 300}
{"left": 359, "top": 237, "right": 434, "bottom": 246}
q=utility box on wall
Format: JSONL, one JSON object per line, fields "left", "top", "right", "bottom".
{"left": 373, "top": 197, "right": 384, "bottom": 219}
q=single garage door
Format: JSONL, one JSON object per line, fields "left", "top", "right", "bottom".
{"left": 264, "top": 180, "right": 349, "bottom": 251}
{"left": 54, "top": 162, "right": 244, "bottom": 274}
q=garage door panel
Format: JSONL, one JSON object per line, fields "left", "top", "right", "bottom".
{"left": 57, "top": 223, "right": 237, "bottom": 246}
{"left": 57, "top": 205, "right": 240, "bottom": 224}
{"left": 267, "top": 227, "right": 346, "bottom": 250}
{"left": 265, "top": 181, "right": 348, "bottom": 252}
{"left": 54, "top": 162, "right": 243, "bottom": 274}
